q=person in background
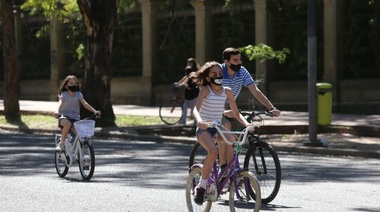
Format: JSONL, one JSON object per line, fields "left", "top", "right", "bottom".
{"left": 191, "top": 61, "right": 251, "bottom": 205}
{"left": 53, "top": 75, "right": 101, "bottom": 152}
{"left": 177, "top": 58, "right": 201, "bottom": 124}
{"left": 178, "top": 65, "right": 199, "bottom": 124}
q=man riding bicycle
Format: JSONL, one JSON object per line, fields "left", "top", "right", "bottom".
{"left": 218, "top": 47, "right": 281, "bottom": 174}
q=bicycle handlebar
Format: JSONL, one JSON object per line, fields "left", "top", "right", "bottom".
{"left": 204, "top": 121, "right": 255, "bottom": 147}
{"left": 56, "top": 114, "right": 101, "bottom": 120}
{"left": 83, "top": 114, "right": 101, "bottom": 120}
{"left": 240, "top": 110, "right": 273, "bottom": 117}
{"left": 240, "top": 110, "right": 274, "bottom": 127}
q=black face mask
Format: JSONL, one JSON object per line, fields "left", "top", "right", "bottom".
{"left": 67, "top": 85, "right": 79, "bottom": 92}
{"left": 210, "top": 76, "right": 223, "bottom": 86}
{"left": 229, "top": 63, "right": 241, "bottom": 72}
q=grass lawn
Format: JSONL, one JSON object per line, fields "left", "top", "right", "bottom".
{"left": 0, "top": 114, "right": 163, "bottom": 129}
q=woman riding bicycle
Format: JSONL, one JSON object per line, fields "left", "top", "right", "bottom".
{"left": 191, "top": 61, "right": 251, "bottom": 205}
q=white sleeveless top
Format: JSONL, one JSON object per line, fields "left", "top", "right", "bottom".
{"left": 199, "top": 86, "right": 227, "bottom": 122}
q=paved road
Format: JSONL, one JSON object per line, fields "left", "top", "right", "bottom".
{"left": 1, "top": 132, "right": 380, "bottom": 212}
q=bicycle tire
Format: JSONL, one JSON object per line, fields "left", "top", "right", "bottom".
{"left": 78, "top": 141, "right": 95, "bottom": 180}
{"left": 159, "top": 99, "right": 183, "bottom": 125}
{"left": 229, "top": 171, "right": 261, "bottom": 212}
{"left": 188, "top": 142, "right": 208, "bottom": 169}
{"left": 55, "top": 150, "right": 69, "bottom": 177}
{"left": 54, "top": 135, "right": 69, "bottom": 177}
{"left": 185, "top": 167, "right": 212, "bottom": 212}
{"left": 243, "top": 140, "right": 281, "bottom": 204}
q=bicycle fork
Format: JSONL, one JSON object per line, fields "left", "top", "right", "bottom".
{"left": 64, "top": 143, "right": 74, "bottom": 167}
{"left": 252, "top": 147, "right": 268, "bottom": 175}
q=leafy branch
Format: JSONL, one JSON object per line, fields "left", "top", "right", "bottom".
{"left": 239, "top": 43, "right": 290, "bottom": 64}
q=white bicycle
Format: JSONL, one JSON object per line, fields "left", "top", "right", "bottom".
{"left": 54, "top": 116, "right": 98, "bottom": 180}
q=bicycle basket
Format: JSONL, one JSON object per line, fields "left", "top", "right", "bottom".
{"left": 74, "top": 120, "right": 95, "bottom": 137}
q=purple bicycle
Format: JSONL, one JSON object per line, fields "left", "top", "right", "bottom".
{"left": 185, "top": 122, "right": 261, "bottom": 212}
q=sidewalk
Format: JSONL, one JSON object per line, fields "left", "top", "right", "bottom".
{"left": 0, "top": 100, "right": 379, "bottom": 158}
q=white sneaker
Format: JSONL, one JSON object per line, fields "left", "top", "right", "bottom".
{"left": 55, "top": 142, "right": 65, "bottom": 152}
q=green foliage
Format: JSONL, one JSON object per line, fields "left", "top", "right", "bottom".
{"left": 119, "top": 0, "right": 140, "bottom": 8}
{"left": 76, "top": 43, "right": 85, "bottom": 60}
{"left": 239, "top": 44, "right": 290, "bottom": 64}
{"left": 35, "top": 25, "right": 50, "bottom": 38}
{"left": 21, "top": 0, "right": 79, "bottom": 21}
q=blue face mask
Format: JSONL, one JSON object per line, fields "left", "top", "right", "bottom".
{"left": 210, "top": 76, "right": 223, "bottom": 86}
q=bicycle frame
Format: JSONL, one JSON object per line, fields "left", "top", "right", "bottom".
{"left": 55, "top": 133, "right": 90, "bottom": 167}
{"left": 170, "top": 92, "right": 182, "bottom": 113}
{"left": 209, "top": 146, "right": 249, "bottom": 200}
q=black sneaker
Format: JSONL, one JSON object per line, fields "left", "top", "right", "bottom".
{"left": 194, "top": 186, "right": 206, "bottom": 205}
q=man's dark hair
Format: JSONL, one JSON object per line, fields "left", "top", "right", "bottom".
{"left": 222, "top": 47, "right": 240, "bottom": 60}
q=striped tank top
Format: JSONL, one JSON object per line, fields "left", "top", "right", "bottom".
{"left": 199, "top": 86, "right": 227, "bottom": 123}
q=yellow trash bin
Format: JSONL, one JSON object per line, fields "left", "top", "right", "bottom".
{"left": 317, "top": 82, "right": 332, "bottom": 125}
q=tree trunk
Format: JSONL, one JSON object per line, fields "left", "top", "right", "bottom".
{"left": 77, "top": 0, "right": 118, "bottom": 127}
{"left": 2, "top": 0, "right": 21, "bottom": 122}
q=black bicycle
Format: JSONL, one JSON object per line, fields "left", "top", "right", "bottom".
{"left": 188, "top": 110, "right": 281, "bottom": 204}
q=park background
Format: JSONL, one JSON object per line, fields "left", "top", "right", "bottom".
{"left": 0, "top": 0, "right": 379, "bottom": 115}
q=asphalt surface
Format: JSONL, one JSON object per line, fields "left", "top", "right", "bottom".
{"left": 0, "top": 100, "right": 379, "bottom": 158}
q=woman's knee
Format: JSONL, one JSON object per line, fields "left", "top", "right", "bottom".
{"left": 60, "top": 119, "right": 72, "bottom": 128}
{"left": 208, "top": 147, "right": 218, "bottom": 158}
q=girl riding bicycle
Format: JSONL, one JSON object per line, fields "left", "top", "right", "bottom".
{"left": 53, "top": 75, "right": 101, "bottom": 152}
{"left": 192, "top": 61, "right": 250, "bottom": 205}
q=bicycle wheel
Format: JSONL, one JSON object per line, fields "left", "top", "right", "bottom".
{"left": 159, "top": 99, "right": 183, "bottom": 125}
{"left": 188, "top": 142, "right": 208, "bottom": 169}
{"left": 229, "top": 171, "right": 261, "bottom": 212}
{"left": 55, "top": 150, "right": 69, "bottom": 177}
{"left": 243, "top": 140, "right": 281, "bottom": 204}
{"left": 78, "top": 141, "right": 95, "bottom": 180}
{"left": 185, "top": 167, "right": 212, "bottom": 212}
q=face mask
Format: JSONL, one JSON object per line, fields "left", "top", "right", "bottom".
{"left": 229, "top": 63, "right": 241, "bottom": 72}
{"left": 67, "top": 85, "right": 79, "bottom": 92}
{"left": 210, "top": 76, "right": 223, "bottom": 86}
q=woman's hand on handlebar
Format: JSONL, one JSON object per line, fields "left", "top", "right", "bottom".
{"left": 270, "top": 107, "right": 281, "bottom": 117}
{"left": 197, "top": 121, "right": 209, "bottom": 129}
{"left": 94, "top": 110, "right": 101, "bottom": 117}
{"left": 197, "top": 120, "right": 218, "bottom": 129}
{"left": 245, "top": 123, "right": 257, "bottom": 131}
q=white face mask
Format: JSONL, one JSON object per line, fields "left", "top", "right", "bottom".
{"left": 210, "top": 76, "right": 223, "bottom": 86}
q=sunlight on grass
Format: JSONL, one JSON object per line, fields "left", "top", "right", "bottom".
{"left": 115, "top": 115, "right": 163, "bottom": 126}
{"left": 0, "top": 115, "right": 56, "bottom": 128}
{"left": 0, "top": 114, "right": 163, "bottom": 128}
